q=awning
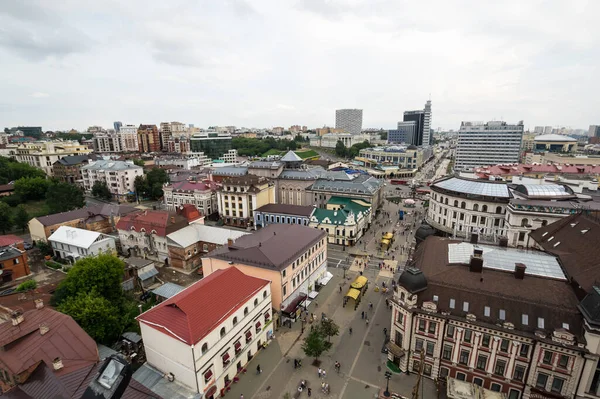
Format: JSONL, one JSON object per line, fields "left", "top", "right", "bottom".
{"left": 234, "top": 341, "right": 242, "bottom": 350}
{"left": 319, "top": 271, "right": 334, "bottom": 286}
{"left": 282, "top": 294, "right": 307, "bottom": 315}
{"left": 386, "top": 342, "right": 405, "bottom": 358}
{"left": 245, "top": 330, "right": 252, "bottom": 339}
{"left": 203, "top": 369, "right": 213, "bottom": 380}
{"left": 345, "top": 288, "right": 361, "bottom": 300}
{"left": 351, "top": 276, "right": 368, "bottom": 289}
{"left": 205, "top": 385, "right": 217, "bottom": 397}
{"left": 308, "top": 291, "right": 319, "bottom": 299}
{"left": 255, "top": 321, "right": 262, "bottom": 328}
{"left": 222, "top": 352, "right": 230, "bottom": 362}
{"left": 138, "top": 266, "right": 158, "bottom": 281}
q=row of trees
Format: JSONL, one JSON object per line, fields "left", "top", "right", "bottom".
{"left": 52, "top": 254, "right": 139, "bottom": 344}
{"left": 0, "top": 203, "right": 29, "bottom": 233}
{"left": 2, "top": 177, "right": 85, "bottom": 212}
{"left": 232, "top": 135, "right": 307, "bottom": 157}
{"left": 0, "top": 156, "right": 46, "bottom": 185}
{"left": 335, "top": 140, "right": 371, "bottom": 158}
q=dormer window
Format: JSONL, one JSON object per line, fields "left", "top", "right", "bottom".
{"left": 538, "top": 317, "right": 545, "bottom": 329}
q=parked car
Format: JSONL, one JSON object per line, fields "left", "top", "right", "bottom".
{"left": 23, "top": 242, "right": 33, "bottom": 250}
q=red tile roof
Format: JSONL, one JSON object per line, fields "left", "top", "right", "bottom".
{"left": 175, "top": 204, "right": 203, "bottom": 222}
{"left": 0, "top": 307, "right": 98, "bottom": 375}
{"left": 475, "top": 163, "right": 600, "bottom": 178}
{"left": 169, "top": 180, "right": 217, "bottom": 192}
{"left": 116, "top": 210, "right": 188, "bottom": 237}
{"left": 0, "top": 234, "right": 24, "bottom": 247}
{"left": 137, "top": 267, "right": 270, "bottom": 345}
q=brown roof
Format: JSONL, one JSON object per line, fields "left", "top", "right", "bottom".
{"left": 254, "top": 203, "right": 315, "bottom": 217}
{"left": 0, "top": 183, "right": 15, "bottom": 192}
{"left": 207, "top": 224, "right": 326, "bottom": 271}
{"left": 116, "top": 210, "right": 188, "bottom": 237}
{"left": 220, "top": 174, "right": 270, "bottom": 187}
{"left": 529, "top": 212, "right": 600, "bottom": 296}
{"left": 0, "top": 307, "right": 98, "bottom": 375}
{"left": 0, "top": 234, "right": 24, "bottom": 247}
{"left": 411, "top": 237, "right": 583, "bottom": 338}
{"left": 34, "top": 204, "right": 138, "bottom": 227}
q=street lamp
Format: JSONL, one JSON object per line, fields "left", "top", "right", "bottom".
{"left": 384, "top": 371, "right": 392, "bottom": 397}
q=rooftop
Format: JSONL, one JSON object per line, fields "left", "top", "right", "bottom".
{"left": 116, "top": 210, "right": 188, "bottom": 237}
{"left": 34, "top": 204, "right": 139, "bottom": 227}
{"left": 0, "top": 234, "right": 24, "bottom": 247}
{"left": 248, "top": 161, "right": 283, "bottom": 169}
{"left": 48, "top": 226, "right": 107, "bottom": 249}
{"left": 207, "top": 224, "right": 326, "bottom": 271}
{"left": 254, "top": 203, "right": 315, "bottom": 217}
{"left": 82, "top": 160, "right": 142, "bottom": 171}
{"left": 475, "top": 163, "right": 600, "bottom": 178}
{"left": 280, "top": 150, "right": 303, "bottom": 162}
{"left": 210, "top": 166, "right": 248, "bottom": 177}
{"left": 512, "top": 183, "right": 576, "bottom": 200}
{"left": 151, "top": 282, "right": 185, "bottom": 299}
{"left": 167, "top": 224, "right": 249, "bottom": 249}
{"left": 534, "top": 134, "right": 577, "bottom": 142}
{"left": 137, "top": 267, "right": 269, "bottom": 345}
{"left": 0, "top": 246, "right": 25, "bottom": 262}
{"left": 431, "top": 176, "right": 511, "bottom": 199}
{"left": 54, "top": 154, "right": 92, "bottom": 166}
{"left": 166, "top": 180, "right": 217, "bottom": 192}
{"left": 309, "top": 174, "right": 382, "bottom": 195}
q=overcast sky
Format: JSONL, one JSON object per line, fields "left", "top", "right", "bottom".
{"left": 0, "top": 0, "right": 598, "bottom": 131}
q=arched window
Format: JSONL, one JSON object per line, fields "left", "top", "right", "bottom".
{"left": 400, "top": 292, "right": 405, "bottom": 301}
{"left": 541, "top": 220, "right": 548, "bottom": 227}
{"left": 254, "top": 298, "right": 258, "bottom": 307}
{"left": 444, "top": 198, "right": 448, "bottom": 205}
{"left": 263, "top": 291, "right": 267, "bottom": 299}
{"left": 461, "top": 201, "right": 466, "bottom": 209}
{"left": 473, "top": 204, "right": 479, "bottom": 211}
{"left": 482, "top": 205, "right": 488, "bottom": 212}
{"left": 453, "top": 200, "right": 458, "bottom": 207}
{"left": 244, "top": 307, "right": 249, "bottom": 316}
{"left": 201, "top": 343, "right": 208, "bottom": 354}
{"left": 220, "top": 327, "right": 226, "bottom": 338}
{"left": 233, "top": 317, "right": 238, "bottom": 326}
{"left": 496, "top": 206, "right": 502, "bottom": 214}
{"left": 521, "top": 218, "right": 529, "bottom": 227}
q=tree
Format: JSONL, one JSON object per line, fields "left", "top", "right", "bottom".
{"left": 0, "top": 156, "right": 46, "bottom": 185}
{"left": 132, "top": 159, "right": 145, "bottom": 167}
{"left": 0, "top": 202, "right": 13, "bottom": 233}
{"left": 91, "top": 181, "right": 112, "bottom": 200}
{"left": 335, "top": 140, "right": 347, "bottom": 158}
{"left": 35, "top": 240, "right": 53, "bottom": 256}
{"left": 320, "top": 318, "right": 340, "bottom": 342}
{"left": 134, "top": 175, "right": 149, "bottom": 199}
{"left": 58, "top": 292, "right": 124, "bottom": 343}
{"left": 14, "top": 177, "right": 52, "bottom": 200}
{"left": 15, "top": 279, "right": 37, "bottom": 292}
{"left": 14, "top": 205, "right": 29, "bottom": 232}
{"left": 380, "top": 131, "right": 388, "bottom": 140}
{"left": 301, "top": 327, "right": 329, "bottom": 361}
{"left": 46, "top": 182, "right": 85, "bottom": 214}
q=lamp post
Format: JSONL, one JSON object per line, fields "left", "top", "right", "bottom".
{"left": 384, "top": 371, "right": 392, "bottom": 397}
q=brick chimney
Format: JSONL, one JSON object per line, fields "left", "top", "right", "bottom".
{"left": 53, "top": 357, "right": 64, "bottom": 371}
{"left": 227, "top": 238, "right": 234, "bottom": 247}
{"left": 11, "top": 311, "right": 24, "bottom": 326}
{"left": 35, "top": 299, "right": 44, "bottom": 309}
{"left": 40, "top": 323, "right": 49, "bottom": 335}
{"left": 514, "top": 263, "right": 526, "bottom": 279}
{"left": 469, "top": 248, "right": 484, "bottom": 273}
{"left": 499, "top": 237, "right": 508, "bottom": 248}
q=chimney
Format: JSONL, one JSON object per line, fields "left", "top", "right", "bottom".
{"left": 40, "top": 324, "right": 49, "bottom": 335}
{"left": 227, "top": 238, "right": 233, "bottom": 247}
{"left": 11, "top": 311, "right": 24, "bottom": 326}
{"left": 470, "top": 233, "right": 478, "bottom": 244}
{"left": 469, "top": 256, "right": 483, "bottom": 273}
{"left": 514, "top": 263, "right": 526, "bottom": 279}
{"left": 499, "top": 237, "right": 508, "bottom": 248}
{"left": 53, "top": 357, "right": 64, "bottom": 371}
{"left": 35, "top": 299, "right": 44, "bottom": 309}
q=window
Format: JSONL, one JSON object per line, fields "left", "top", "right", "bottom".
{"left": 464, "top": 329, "right": 472, "bottom": 343}
{"left": 542, "top": 351, "right": 552, "bottom": 365}
{"left": 423, "top": 364, "right": 432, "bottom": 376}
{"left": 254, "top": 298, "right": 258, "bottom": 307}
{"left": 442, "top": 345, "right": 452, "bottom": 360}
{"left": 283, "top": 285, "right": 287, "bottom": 296}
{"left": 428, "top": 322, "right": 437, "bottom": 334}
{"left": 461, "top": 201, "right": 466, "bottom": 209}
{"left": 551, "top": 377, "right": 565, "bottom": 393}
{"left": 508, "top": 389, "right": 520, "bottom": 399}
{"left": 418, "top": 319, "right": 426, "bottom": 332}
{"left": 263, "top": 291, "right": 267, "bottom": 299}
{"left": 233, "top": 317, "right": 238, "bottom": 326}
{"left": 558, "top": 354, "right": 569, "bottom": 368}
{"left": 449, "top": 298, "right": 455, "bottom": 309}
{"left": 463, "top": 301, "right": 469, "bottom": 312}
{"left": 476, "top": 355, "right": 487, "bottom": 370}
{"left": 522, "top": 314, "right": 529, "bottom": 325}
{"left": 519, "top": 344, "right": 529, "bottom": 357}
{"left": 513, "top": 365, "right": 525, "bottom": 381}
{"left": 484, "top": 306, "right": 490, "bottom": 317}
{"left": 482, "top": 334, "right": 490, "bottom": 347}
{"left": 496, "top": 206, "right": 502, "bottom": 214}
{"left": 415, "top": 339, "right": 424, "bottom": 352}
{"left": 500, "top": 339, "right": 509, "bottom": 352}
{"left": 538, "top": 317, "right": 545, "bottom": 329}
{"left": 454, "top": 200, "right": 458, "bottom": 207}
{"left": 473, "top": 204, "right": 479, "bottom": 211}
{"left": 426, "top": 342, "right": 435, "bottom": 356}
{"left": 459, "top": 350, "right": 469, "bottom": 365}
{"left": 495, "top": 359, "right": 506, "bottom": 376}
{"left": 282, "top": 270, "right": 286, "bottom": 278}
{"left": 499, "top": 309, "right": 506, "bottom": 320}
{"left": 480, "top": 217, "right": 486, "bottom": 224}
{"left": 244, "top": 307, "right": 249, "bottom": 316}
{"left": 412, "top": 360, "right": 421, "bottom": 372}
{"left": 472, "top": 215, "right": 477, "bottom": 223}
{"left": 440, "top": 367, "right": 449, "bottom": 378}
{"left": 482, "top": 205, "right": 488, "bottom": 212}
{"left": 220, "top": 327, "right": 226, "bottom": 338}
{"left": 536, "top": 373, "right": 549, "bottom": 389}
{"left": 456, "top": 372, "right": 466, "bottom": 381}
{"left": 490, "top": 383, "right": 502, "bottom": 392}
{"left": 447, "top": 325, "right": 455, "bottom": 338}
{"left": 201, "top": 343, "right": 209, "bottom": 354}
{"left": 473, "top": 378, "right": 483, "bottom": 386}
{"left": 518, "top": 231, "right": 526, "bottom": 241}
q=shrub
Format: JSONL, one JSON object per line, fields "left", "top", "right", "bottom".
{"left": 15, "top": 280, "right": 37, "bottom": 292}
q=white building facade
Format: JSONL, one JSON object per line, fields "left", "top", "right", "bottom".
{"left": 48, "top": 226, "right": 116, "bottom": 262}
{"left": 455, "top": 121, "right": 524, "bottom": 171}
{"left": 81, "top": 160, "right": 143, "bottom": 199}
{"left": 14, "top": 141, "right": 93, "bottom": 176}
{"left": 163, "top": 181, "right": 217, "bottom": 215}
{"left": 118, "top": 124, "right": 140, "bottom": 152}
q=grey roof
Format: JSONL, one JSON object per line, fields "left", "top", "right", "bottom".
{"left": 280, "top": 150, "right": 302, "bottom": 162}
{"left": 97, "top": 344, "right": 117, "bottom": 361}
{"left": 207, "top": 224, "right": 326, "bottom": 271}
{"left": 432, "top": 176, "right": 511, "bottom": 198}
{"left": 167, "top": 224, "right": 250, "bottom": 248}
{"left": 509, "top": 198, "right": 600, "bottom": 211}
{"left": 309, "top": 174, "right": 382, "bottom": 195}
{"left": 151, "top": 282, "right": 185, "bottom": 299}
{"left": 534, "top": 133, "right": 577, "bottom": 142}
{"left": 122, "top": 331, "right": 142, "bottom": 344}
{"left": 249, "top": 161, "right": 283, "bottom": 169}
{"left": 133, "top": 363, "right": 200, "bottom": 399}
{"left": 279, "top": 168, "right": 325, "bottom": 180}
{"left": 0, "top": 246, "right": 24, "bottom": 262}
{"left": 210, "top": 166, "right": 248, "bottom": 176}
{"left": 81, "top": 160, "right": 142, "bottom": 171}
{"left": 55, "top": 155, "right": 91, "bottom": 165}
{"left": 254, "top": 203, "right": 315, "bottom": 217}
{"left": 34, "top": 204, "right": 139, "bottom": 226}
{"left": 125, "top": 257, "right": 154, "bottom": 269}
{"left": 513, "top": 184, "right": 574, "bottom": 198}
{"left": 138, "top": 266, "right": 158, "bottom": 281}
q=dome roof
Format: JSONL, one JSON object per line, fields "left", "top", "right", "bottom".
{"left": 415, "top": 224, "right": 436, "bottom": 244}
{"left": 407, "top": 145, "right": 417, "bottom": 150}
{"left": 398, "top": 267, "right": 428, "bottom": 294}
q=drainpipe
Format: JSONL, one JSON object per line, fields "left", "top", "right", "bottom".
{"left": 191, "top": 344, "right": 200, "bottom": 393}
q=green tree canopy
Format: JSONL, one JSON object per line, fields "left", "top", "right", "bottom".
{"left": 46, "top": 182, "right": 85, "bottom": 214}
{"left": 14, "top": 177, "right": 52, "bottom": 201}
{"left": 380, "top": 131, "right": 388, "bottom": 140}
{"left": 335, "top": 140, "right": 347, "bottom": 158}
{"left": 0, "top": 156, "right": 46, "bottom": 185}
{"left": 14, "top": 205, "right": 29, "bottom": 232}
{"left": 301, "top": 327, "right": 329, "bottom": 360}
{"left": 232, "top": 137, "right": 301, "bottom": 157}
{"left": 320, "top": 318, "right": 340, "bottom": 342}
{"left": 132, "top": 159, "right": 145, "bottom": 167}
{"left": 0, "top": 202, "right": 13, "bottom": 233}
{"left": 91, "top": 181, "right": 112, "bottom": 200}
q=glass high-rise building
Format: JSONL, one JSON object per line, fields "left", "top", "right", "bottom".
{"left": 403, "top": 100, "right": 432, "bottom": 146}
{"left": 189, "top": 133, "right": 232, "bottom": 159}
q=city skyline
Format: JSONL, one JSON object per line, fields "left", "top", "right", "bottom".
{"left": 0, "top": 1, "right": 598, "bottom": 131}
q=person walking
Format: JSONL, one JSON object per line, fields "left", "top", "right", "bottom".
{"left": 318, "top": 368, "right": 322, "bottom": 378}
{"left": 361, "top": 311, "right": 364, "bottom": 319}
{"left": 349, "top": 326, "right": 353, "bottom": 335}
{"left": 256, "top": 365, "right": 262, "bottom": 374}
{"left": 322, "top": 369, "right": 327, "bottom": 379}
{"left": 307, "top": 387, "right": 312, "bottom": 397}
{"left": 241, "top": 395, "right": 244, "bottom": 399}
{"left": 384, "top": 327, "right": 388, "bottom": 336}
{"left": 366, "top": 318, "right": 369, "bottom": 325}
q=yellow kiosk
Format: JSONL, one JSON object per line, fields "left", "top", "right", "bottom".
{"left": 345, "top": 276, "right": 369, "bottom": 310}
